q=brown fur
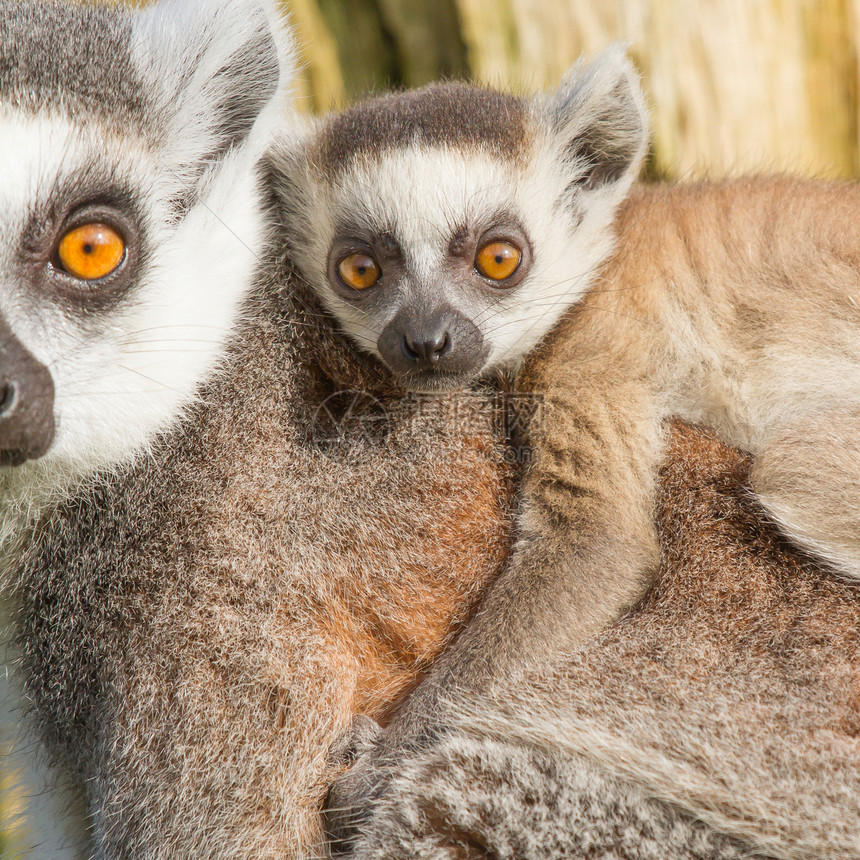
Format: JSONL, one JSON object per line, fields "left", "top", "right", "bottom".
{"left": 17, "top": 175, "right": 860, "bottom": 858}
{"left": 518, "top": 174, "right": 860, "bottom": 641}
{"left": 15, "top": 249, "right": 513, "bottom": 857}
{"left": 327, "top": 175, "right": 860, "bottom": 848}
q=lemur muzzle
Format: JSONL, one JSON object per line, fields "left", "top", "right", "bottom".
{"left": 378, "top": 304, "right": 488, "bottom": 379}
{"left": 0, "top": 316, "right": 55, "bottom": 465}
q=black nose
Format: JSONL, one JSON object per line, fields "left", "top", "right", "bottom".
{"left": 377, "top": 304, "right": 489, "bottom": 385}
{"left": 401, "top": 330, "right": 451, "bottom": 368}
{"left": 0, "top": 317, "right": 55, "bottom": 466}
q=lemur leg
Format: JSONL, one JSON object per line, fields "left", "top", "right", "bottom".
{"left": 326, "top": 382, "right": 663, "bottom": 849}
{"left": 751, "top": 409, "right": 860, "bottom": 578}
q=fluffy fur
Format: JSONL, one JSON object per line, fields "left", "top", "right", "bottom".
{"left": 12, "top": 33, "right": 860, "bottom": 857}
{"left": 0, "top": 0, "right": 296, "bottom": 852}
{"left": 12, "top": 235, "right": 514, "bottom": 855}
{"left": 345, "top": 424, "right": 860, "bottom": 860}
{"left": 19, "top": 175, "right": 860, "bottom": 858}
{"left": 23, "top": 314, "right": 860, "bottom": 860}
{"left": 0, "top": 0, "right": 294, "bottom": 527}
{"left": 277, "top": 46, "right": 647, "bottom": 378}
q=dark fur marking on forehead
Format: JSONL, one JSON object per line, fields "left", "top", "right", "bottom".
{"left": 0, "top": 1, "right": 150, "bottom": 133}
{"left": 315, "top": 83, "right": 529, "bottom": 174}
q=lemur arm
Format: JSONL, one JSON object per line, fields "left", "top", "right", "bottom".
{"left": 326, "top": 375, "right": 663, "bottom": 848}
{"left": 422, "top": 377, "right": 661, "bottom": 687}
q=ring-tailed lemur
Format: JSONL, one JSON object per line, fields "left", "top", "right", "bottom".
{"left": 11, "top": 185, "right": 515, "bottom": 854}
{"left": 276, "top": 46, "right": 645, "bottom": 393}
{"left": 0, "top": 0, "right": 295, "bottom": 853}
{"left": 274, "top": 49, "right": 860, "bottom": 847}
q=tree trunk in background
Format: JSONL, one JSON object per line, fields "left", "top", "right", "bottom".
{"left": 286, "top": 0, "right": 860, "bottom": 179}
{"left": 289, "top": 0, "right": 468, "bottom": 110}
{"left": 375, "top": 0, "right": 468, "bottom": 86}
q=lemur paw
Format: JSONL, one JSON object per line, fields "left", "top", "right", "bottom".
{"left": 324, "top": 715, "right": 389, "bottom": 854}
{"left": 324, "top": 712, "right": 455, "bottom": 855}
{"left": 328, "top": 729, "right": 497, "bottom": 860}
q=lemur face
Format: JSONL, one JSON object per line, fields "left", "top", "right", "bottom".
{"left": 316, "top": 146, "right": 532, "bottom": 391}
{"left": 278, "top": 46, "right": 647, "bottom": 392}
{"left": 0, "top": 0, "right": 292, "bottom": 488}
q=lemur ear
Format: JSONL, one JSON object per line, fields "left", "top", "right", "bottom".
{"left": 131, "top": 0, "right": 296, "bottom": 211}
{"left": 263, "top": 117, "right": 324, "bottom": 250}
{"left": 546, "top": 45, "right": 648, "bottom": 198}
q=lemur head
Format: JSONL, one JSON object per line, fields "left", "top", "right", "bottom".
{"left": 275, "top": 46, "right": 647, "bottom": 392}
{"left": 0, "top": 0, "right": 294, "bottom": 500}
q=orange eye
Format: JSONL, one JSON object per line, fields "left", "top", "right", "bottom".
{"left": 475, "top": 241, "right": 521, "bottom": 281}
{"left": 57, "top": 223, "right": 125, "bottom": 281}
{"left": 337, "top": 253, "right": 380, "bottom": 291}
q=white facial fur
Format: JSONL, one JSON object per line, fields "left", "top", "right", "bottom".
{"left": 296, "top": 144, "right": 624, "bottom": 371}
{"left": 0, "top": 0, "right": 296, "bottom": 524}
{"left": 0, "top": 116, "right": 258, "bottom": 485}
{"left": 282, "top": 45, "right": 648, "bottom": 388}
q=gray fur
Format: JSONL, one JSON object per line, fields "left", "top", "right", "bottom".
{"left": 301, "top": 55, "right": 860, "bottom": 858}
{"left": 348, "top": 735, "right": 747, "bottom": 860}
{"left": 208, "top": 36, "right": 282, "bottom": 161}
{"left": 11, "top": 202, "right": 514, "bottom": 854}
{"left": 0, "top": 1, "right": 148, "bottom": 131}
{"left": 0, "top": 0, "right": 296, "bottom": 499}
{"left": 10, "top": 21, "right": 848, "bottom": 859}
{"left": 344, "top": 426, "right": 860, "bottom": 860}
{"left": 278, "top": 47, "right": 647, "bottom": 390}
{"left": 0, "top": 0, "right": 297, "bottom": 853}
{"left": 549, "top": 44, "right": 649, "bottom": 193}
{"left": 284, "top": 52, "right": 652, "bottom": 847}
{"left": 313, "top": 83, "right": 530, "bottom": 175}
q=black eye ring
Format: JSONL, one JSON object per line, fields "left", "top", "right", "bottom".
{"left": 38, "top": 200, "right": 142, "bottom": 311}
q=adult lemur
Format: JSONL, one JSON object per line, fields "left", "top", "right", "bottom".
{"left": 4, "top": 2, "right": 514, "bottom": 853}
{"left": 12, "top": 173, "right": 516, "bottom": 856}
{"left": 0, "top": 0, "right": 294, "bottom": 852}
{"left": 275, "top": 47, "right": 860, "bottom": 841}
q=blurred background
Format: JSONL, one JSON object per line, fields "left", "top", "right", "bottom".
{"left": 288, "top": 0, "right": 860, "bottom": 179}
{"left": 2, "top": 0, "right": 860, "bottom": 856}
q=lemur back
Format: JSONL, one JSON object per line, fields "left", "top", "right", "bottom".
{"left": 0, "top": 0, "right": 295, "bottom": 852}
{"left": 275, "top": 52, "right": 860, "bottom": 848}
{"left": 344, "top": 425, "right": 860, "bottom": 860}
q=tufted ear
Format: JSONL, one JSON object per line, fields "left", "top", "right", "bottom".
{"left": 262, "top": 117, "right": 323, "bottom": 247}
{"left": 546, "top": 45, "right": 648, "bottom": 202}
{"left": 131, "top": 0, "right": 296, "bottom": 212}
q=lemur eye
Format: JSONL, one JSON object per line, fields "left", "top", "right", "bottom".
{"left": 475, "top": 241, "right": 522, "bottom": 282}
{"left": 338, "top": 253, "right": 381, "bottom": 291}
{"left": 56, "top": 223, "right": 126, "bottom": 281}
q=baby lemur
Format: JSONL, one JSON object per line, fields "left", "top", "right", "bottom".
{"left": 277, "top": 47, "right": 860, "bottom": 840}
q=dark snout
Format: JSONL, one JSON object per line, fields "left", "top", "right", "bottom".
{"left": 0, "top": 316, "right": 55, "bottom": 466}
{"left": 377, "top": 304, "right": 489, "bottom": 390}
